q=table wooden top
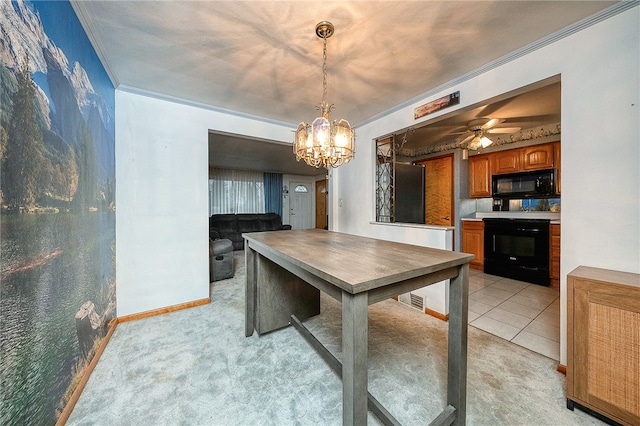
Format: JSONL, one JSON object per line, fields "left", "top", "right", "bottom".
{"left": 243, "top": 229, "right": 474, "bottom": 294}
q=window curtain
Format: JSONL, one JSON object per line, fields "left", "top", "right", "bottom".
{"left": 263, "top": 172, "right": 283, "bottom": 217}
{"left": 209, "top": 168, "right": 265, "bottom": 214}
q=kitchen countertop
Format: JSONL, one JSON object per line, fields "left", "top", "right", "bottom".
{"left": 462, "top": 211, "right": 560, "bottom": 224}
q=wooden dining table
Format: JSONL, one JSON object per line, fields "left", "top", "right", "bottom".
{"left": 243, "top": 229, "right": 473, "bottom": 426}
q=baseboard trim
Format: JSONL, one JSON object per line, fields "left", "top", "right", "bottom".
{"left": 557, "top": 363, "right": 567, "bottom": 375}
{"left": 55, "top": 318, "right": 118, "bottom": 426}
{"left": 425, "top": 308, "right": 449, "bottom": 321}
{"left": 117, "top": 298, "right": 211, "bottom": 323}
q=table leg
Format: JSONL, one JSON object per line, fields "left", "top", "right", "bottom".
{"left": 342, "top": 291, "right": 368, "bottom": 426}
{"left": 245, "top": 246, "right": 256, "bottom": 337}
{"left": 447, "top": 264, "right": 469, "bottom": 426}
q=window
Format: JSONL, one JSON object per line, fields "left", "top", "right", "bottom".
{"left": 209, "top": 168, "right": 265, "bottom": 214}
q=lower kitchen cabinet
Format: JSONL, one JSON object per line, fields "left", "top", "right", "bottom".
{"left": 567, "top": 266, "right": 640, "bottom": 426}
{"left": 461, "top": 220, "right": 484, "bottom": 270}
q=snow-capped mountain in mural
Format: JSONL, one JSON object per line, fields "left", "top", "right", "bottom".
{"left": 0, "top": 0, "right": 114, "bottom": 198}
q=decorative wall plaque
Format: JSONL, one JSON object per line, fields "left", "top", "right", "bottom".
{"left": 414, "top": 91, "right": 460, "bottom": 119}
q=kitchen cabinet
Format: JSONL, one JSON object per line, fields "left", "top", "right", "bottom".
{"left": 492, "top": 150, "right": 520, "bottom": 174}
{"left": 567, "top": 266, "right": 640, "bottom": 426}
{"left": 468, "top": 154, "right": 491, "bottom": 198}
{"left": 461, "top": 220, "right": 484, "bottom": 270}
{"left": 521, "top": 143, "right": 555, "bottom": 170}
{"left": 468, "top": 142, "right": 561, "bottom": 198}
{"left": 549, "top": 224, "right": 560, "bottom": 287}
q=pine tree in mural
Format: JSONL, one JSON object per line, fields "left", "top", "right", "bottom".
{"left": 1, "top": 57, "right": 45, "bottom": 209}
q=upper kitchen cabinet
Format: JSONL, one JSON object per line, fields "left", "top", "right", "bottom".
{"left": 469, "top": 154, "right": 491, "bottom": 197}
{"left": 521, "top": 143, "right": 555, "bottom": 171}
{"left": 468, "top": 142, "right": 561, "bottom": 198}
{"left": 492, "top": 150, "right": 520, "bottom": 174}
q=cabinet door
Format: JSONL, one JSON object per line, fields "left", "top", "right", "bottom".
{"left": 492, "top": 150, "right": 520, "bottom": 174}
{"left": 521, "top": 143, "right": 554, "bottom": 170}
{"left": 468, "top": 154, "right": 491, "bottom": 197}
{"left": 462, "top": 221, "right": 484, "bottom": 269}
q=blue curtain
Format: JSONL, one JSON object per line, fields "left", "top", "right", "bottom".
{"left": 263, "top": 172, "right": 283, "bottom": 217}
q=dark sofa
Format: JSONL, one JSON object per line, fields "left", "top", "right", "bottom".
{"left": 209, "top": 213, "right": 291, "bottom": 250}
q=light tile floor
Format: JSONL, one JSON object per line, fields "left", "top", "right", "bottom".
{"left": 467, "top": 269, "right": 561, "bottom": 361}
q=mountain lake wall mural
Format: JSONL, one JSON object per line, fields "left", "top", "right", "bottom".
{"left": 1, "top": 1, "right": 116, "bottom": 424}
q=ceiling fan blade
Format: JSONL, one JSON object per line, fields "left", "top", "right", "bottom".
{"left": 459, "top": 134, "right": 475, "bottom": 144}
{"left": 481, "top": 118, "right": 505, "bottom": 130}
{"left": 487, "top": 127, "right": 521, "bottom": 134}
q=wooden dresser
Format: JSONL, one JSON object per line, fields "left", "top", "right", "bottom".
{"left": 566, "top": 266, "right": 640, "bottom": 426}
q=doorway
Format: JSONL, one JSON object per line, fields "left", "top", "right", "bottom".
{"left": 289, "top": 181, "right": 313, "bottom": 229}
{"left": 315, "top": 179, "right": 327, "bottom": 229}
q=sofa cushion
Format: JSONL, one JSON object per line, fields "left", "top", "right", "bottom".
{"left": 258, "top": 213, "right": 283, "bottom": 231}
{"left": 210, "top": 215, "right": 238, "bottom": 235}
{"left": 237, "top": 214, "right": 262, "bottom": 233}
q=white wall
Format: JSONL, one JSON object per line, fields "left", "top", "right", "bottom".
{"left": 333, "top": 6, "right": 639, "bottom": 365}
{"left": 115, "top": 91, "right": 293, "bottom": 316}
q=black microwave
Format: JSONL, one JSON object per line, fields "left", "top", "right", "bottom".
{"left": 492, "top": 169, "right": 556, "bottom": 199}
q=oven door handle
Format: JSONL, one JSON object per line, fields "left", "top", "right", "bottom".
{"left": 520, "top": 265, "right": 541, "bottom": 271}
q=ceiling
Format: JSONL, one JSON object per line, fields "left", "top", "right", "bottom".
{"left": 72, "top": 1, "right": 618, "bottom": 173}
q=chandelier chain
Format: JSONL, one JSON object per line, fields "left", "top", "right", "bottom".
{"left": 322, "top": 32, "right": 328, "bottom": 109}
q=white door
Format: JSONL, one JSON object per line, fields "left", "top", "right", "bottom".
{"left": 289, "top": 181, "right": 313, "bottom": 229}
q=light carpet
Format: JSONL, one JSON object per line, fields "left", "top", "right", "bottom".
{"left": 67, "top": 251, "right": 605, "bottom": 425}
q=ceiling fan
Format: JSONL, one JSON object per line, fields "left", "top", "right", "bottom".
{"left": 458, "top": 118, "right": 521, "bottom": 150}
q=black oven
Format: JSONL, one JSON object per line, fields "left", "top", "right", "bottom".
{"left": 483, "top": 218, "right": 550, "bottom": 286}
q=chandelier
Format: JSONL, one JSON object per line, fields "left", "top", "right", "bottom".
{"left": 294, "top": 21, "right": 355, "bottom": 169}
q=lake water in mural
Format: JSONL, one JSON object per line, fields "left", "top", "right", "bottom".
{"left": 1, "top": 211, "right": 115, "bottom": 425}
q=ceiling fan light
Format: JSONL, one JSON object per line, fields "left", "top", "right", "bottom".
{"left": 467, "top": 135, "right": 482, "bottom": 150}
{"left": 480, "top": 136, "right": 493, "bottom": 148}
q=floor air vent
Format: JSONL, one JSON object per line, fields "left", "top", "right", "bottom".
{"left": 398, "top": 292, "right": 425, "bottom": 312}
